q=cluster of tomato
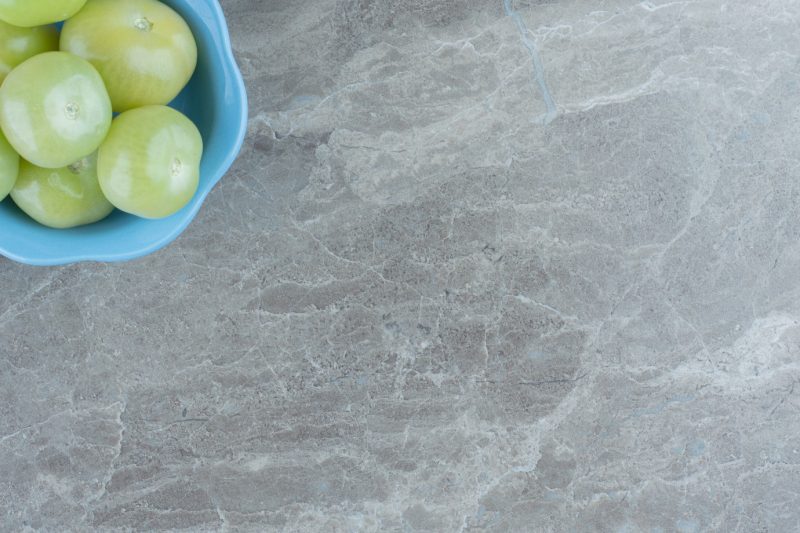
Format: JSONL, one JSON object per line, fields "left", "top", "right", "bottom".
{"left": 0, "top": 0, "right": 202, "bottom": 229}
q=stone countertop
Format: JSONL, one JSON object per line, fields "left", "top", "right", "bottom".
{"left": 2, "top": 0, "right": 800, "bottom": 530}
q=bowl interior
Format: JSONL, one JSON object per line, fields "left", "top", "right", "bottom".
{"left": 0, "top": 0, "right": 247, "bottom": 266}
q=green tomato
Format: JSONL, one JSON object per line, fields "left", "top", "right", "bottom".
{"left": 10, "top": 153, "right": 113, "bottom": 228}
{"left": 0, "top": 51, "right": 112, "bottom": 169}
{"left": 0, "top": 128, "right": 19, "bottom": 202}
{"left": 61, "top": 0, "right": 197, "bottom": 112}
{"left": 0, "top": 0, "right": 87, "bottom": 27}
{"left": 0, "top": 20, "right": 59, "bottom": 84}
{"left": 98, "top": 105, "right": 202, "bottom": 219}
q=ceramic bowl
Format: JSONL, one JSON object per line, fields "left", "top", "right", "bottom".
{"left": 0, "top": 0, "right": 247, "bottom": 266}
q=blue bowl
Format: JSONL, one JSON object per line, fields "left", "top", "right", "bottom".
{"left": 0, "top": 0, "right": 247, "bottom": 266}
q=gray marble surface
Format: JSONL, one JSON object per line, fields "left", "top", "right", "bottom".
{"left": 3, "top": 0, "right": 800, "bottom": 530}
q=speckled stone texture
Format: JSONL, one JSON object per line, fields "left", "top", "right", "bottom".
{"left": 2, "top": 0, "right": 800, "bottom": 531}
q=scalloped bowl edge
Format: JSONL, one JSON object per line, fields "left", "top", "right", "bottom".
{"left": 0, "top": 0, "right": 248, "bottom": 266}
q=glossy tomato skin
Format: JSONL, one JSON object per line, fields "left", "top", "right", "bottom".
{"left": 10, "top": 153, "right": 113, "bottom": 228}
{"left": 98, "top": 106, "right": 202, "bottom": 219}
{"left": 61, "top": 0, "right": 197, "bottom": 112}
{"left": 0, "top": 21, "right": 58, "bottom": 84}
{"left": 0, "top": 0, "right": 87, "bottom": 27}
{"left": 0, "top": 129, "right": 19, "bottom": 202}
{"left": 0, "top": 51, "right": 112, "bottom": 169}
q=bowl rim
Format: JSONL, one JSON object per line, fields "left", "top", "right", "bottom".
{"left": 0, "top": 0, "right": 248, "bottom": 267}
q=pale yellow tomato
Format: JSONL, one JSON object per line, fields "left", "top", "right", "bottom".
{"left": 0, "top": 51, "right": 112, "bottom": 169}
{"left": 0, "top": 20, "right": 58, "bottom": 84}
{"left": 61, "top": 0, "right": 197, "bottom": 112}
{"left": 98, "top": 105, "right": 202, "bottom": 219}
{"left": 0, "top": 0, "right": 87, "bottom": 27}
{"left": 10, "top": 153, "right": 113, "bottom": 228}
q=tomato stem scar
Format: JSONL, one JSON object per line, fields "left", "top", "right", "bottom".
{"left": 134, "top": 17, "right": 153, "bottom": 32}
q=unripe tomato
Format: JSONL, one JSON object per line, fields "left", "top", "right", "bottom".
{"left": 10, "top": 153, "right": 113, "bottom": 228}
{"left": 98, "top": 106, "right": 202, "bottom": 219}
{"left": 0, "top": 51, "right": 112, "bottom": 169}
{"left": 61, "top": 0, "right": 197, "bottom": 112}
{"left": 0, "top": 0, "right": 88, "bottom": 27}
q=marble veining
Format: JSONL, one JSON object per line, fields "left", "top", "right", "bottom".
{"left": 503, "top": 0, "right": 558, "bottom": 123}
{"left": 2, "top": 0, "right": 800, "bottom": 531}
